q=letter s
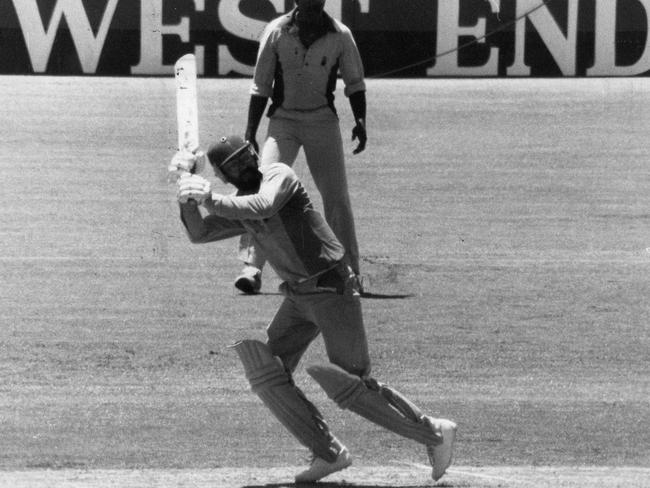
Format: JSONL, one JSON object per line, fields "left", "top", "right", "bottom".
{"left": 218, "top": 0, "right": 284, "bottom": 42}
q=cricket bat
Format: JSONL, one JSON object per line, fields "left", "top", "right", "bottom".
{"left": 174, "top": 53, "right": 199, "bottom": 154}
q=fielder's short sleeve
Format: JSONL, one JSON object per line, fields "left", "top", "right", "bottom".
{"left": 250, "top": 19, "right": 281, "bottom": 99}
{"left": 338, "top": 23, "right": 366, "bottom": 97}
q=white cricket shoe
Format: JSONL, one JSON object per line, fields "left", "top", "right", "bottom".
{"left": 295, "top": 445, "right": 352, "bottom": 483}
{"left": 234, "top": 267, "right": 261, "bottom": 294}
{"left": 424, "top": 416, "right": 457, "bottom": 481}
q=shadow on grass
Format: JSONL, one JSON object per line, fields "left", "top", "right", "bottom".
{"left": 243, "top": 484, "right": 436, "bottom": 488}
{"left": 237, "top": 292, "right": 284, "bottom": 296}
{"left": 236, "top": 292, "right": 414, "bottom": 299}
{"left": 360, "top": 292, "right": 414, "bottom": 299}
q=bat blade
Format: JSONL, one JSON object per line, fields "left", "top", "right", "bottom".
{"left": 174, "top": 54, "right": 199, "bottom": 152}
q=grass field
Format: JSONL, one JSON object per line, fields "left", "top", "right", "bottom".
{"left": 1, "top": 76, "right": 649, "bottom": 487}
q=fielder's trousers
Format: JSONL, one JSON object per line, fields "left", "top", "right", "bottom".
{"left": 239, "top": 108, "right": 360, "bottom": 275}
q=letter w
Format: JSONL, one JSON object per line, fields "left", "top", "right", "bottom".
{"left": 13, "top": 0, "right": 119, "bottom": 73}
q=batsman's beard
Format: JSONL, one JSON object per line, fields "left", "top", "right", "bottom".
{"left": 234, "top": 168, "right": 263, "bottom": 193}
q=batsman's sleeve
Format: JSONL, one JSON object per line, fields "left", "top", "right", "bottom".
{"left": 179, "top": 200, "right": 247, "bottom": 243}
{"left": 210, "top": 165, "right": 298, "bottom": 220}
{"left": 339, "top": 26, "right": 366, "bottom": 97}
{"left": 250, "top": 23, "right": 277, "bottom": 98}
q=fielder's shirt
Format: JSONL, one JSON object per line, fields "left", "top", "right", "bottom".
{"left": 179, "top": 163, "right": 345, "bottom": 286}
{"left": 250, "top": 9, "right": 366, "bottom": 115}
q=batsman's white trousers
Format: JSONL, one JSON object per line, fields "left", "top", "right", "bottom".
{"left": 239, "top": 108, "right": 361, "bottom": 274}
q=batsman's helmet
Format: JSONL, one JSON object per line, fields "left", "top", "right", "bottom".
{"left": 206, "top": 135, "right": 258, "bottom": 183}
{"left": 207, "top": 135, "right": 248, "bottom": 168}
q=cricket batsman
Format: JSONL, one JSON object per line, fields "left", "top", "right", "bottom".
{"left": 169, "top": 137, "right": 456, "bottom": 482}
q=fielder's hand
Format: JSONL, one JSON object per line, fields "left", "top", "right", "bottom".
{"left": 351, "top": 119, "right": 367, "bottom": 154}
{"left": 177, "top": 173, "right": 211, "bottom": 204}
{"left": 168, "top": 149, "right": 206, "bottom": 181}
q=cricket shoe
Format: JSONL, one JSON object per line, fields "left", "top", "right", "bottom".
{"left": 424, "top": 416, "right": 457, "bottom": 481}
{"left": 295, "top": 443, "right": 352, "bottom": 483}
{"left": 234, "top": 267, "right": 261, "bottom": 294}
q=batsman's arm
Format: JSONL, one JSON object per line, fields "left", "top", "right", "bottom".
{"left": 179, "top": 200, "right": 247, "bottom": 244}
{"left": 208, "top": 164, "right": 298, "bottom": 221}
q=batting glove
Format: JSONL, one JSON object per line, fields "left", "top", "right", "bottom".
{"left": 168, "top": 149, "right": 206, "bottom": 181}
{"left": 177, "top": 173, "right": 211, "bottom": 204}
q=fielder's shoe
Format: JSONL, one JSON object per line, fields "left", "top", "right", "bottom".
{"left": 295, "top": 443, "right": 352, "bottom": 483}
{"left": 234, "top": 267, "right": 261, "bottom": 294}
{"left": 424, "top": 416, "right": 457, "bottom": 481}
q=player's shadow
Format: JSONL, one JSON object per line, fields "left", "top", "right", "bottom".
{"left": 243, "top": 483, "right": 434, "bottom": 488}
{"left": 236, "top": 292, "right": 414, "bottom": 299}
{"left": 237, "top": 292, "right": 284, "bottom": 296}
{"left": 360, "top": 291, "right": 414, "bottom": 299}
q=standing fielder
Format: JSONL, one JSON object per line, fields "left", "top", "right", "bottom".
{"left": 235, "top": 0, "right": 367, "bottom": 294}
{"left": 170, "top": 138, "right": 456, "bottom": 483}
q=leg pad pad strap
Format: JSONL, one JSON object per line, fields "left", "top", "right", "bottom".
{"left": 308, "top": 363, "right": 440, "bottom": 445}
{"left": 232, "top": 340, "right": 339, "bottom": 462}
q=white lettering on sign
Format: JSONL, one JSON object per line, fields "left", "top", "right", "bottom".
{"left": 218, "top": 0, "right": 280, "bottom": 41}
{"left": 218, "top": 45, "right": 254, "bottom": 76}
{"left": 12, "top": 0, "right": 119, "bottom": 73}
{"left": 325, "top": 0, "right": 342, "bottom": 19}
{"left": 216, "top": 0, "right": 283, "bottom": 75}
{"left": 588, "top": 0, "right": 650, "bottom": 76}
{"left": 428, "top": 0, "right": 501, "bottom": 76}
{"left": 131, "top": 0, "right": 205, "bottom": 75}
{"left": 7, "top": 0, "right": 650, "bottom": 76}
{"left": 325, "top": 0, "right": 371, "bottom": 19}
{"left": 507, "top": 0, "right": 579, "bottom": 76}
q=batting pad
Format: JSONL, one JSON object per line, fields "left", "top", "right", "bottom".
{"left": 307, "top": 364, "right": 442, "bottom": 446}
{"left": 231, "top": 340, "right": 339, "bottom": 462}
